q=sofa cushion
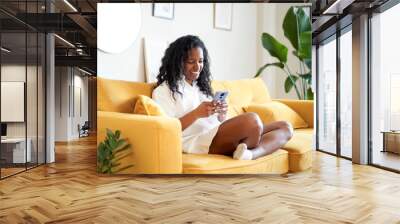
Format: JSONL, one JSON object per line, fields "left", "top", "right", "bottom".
{"left": 244, "top": 101, "right": 308, "bottom": 129}
{"left": 182, "top": 149, "right": 288, "bottom": 174}
{"left": 133, "top": 95, "right": 166, "bottom": 116}
{"left": 281, "top": 128, "right": 313, "bottom": 172}
{"left": 275, "top": 99, "right": 314, "bottom": 128}
{"left": 293, "top": 128, "right": 313, "bottom": 135}
{"left": 98, "top": 77, "right": 156, "bottom": 113}
{"left": 212, "top": 78, "right": 271, "bottom": 117}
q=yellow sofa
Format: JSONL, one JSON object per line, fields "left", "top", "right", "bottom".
{"left": 97, "top": 77, "right": 313, "bottom": 174}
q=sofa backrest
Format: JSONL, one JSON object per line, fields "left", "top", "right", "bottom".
{"left": 212, "top": 78, "right": 271, "bottom": 117}
{"left": 98, "top": 77, "right": 272, "bottom": 116}
{"left": 98, "top": 77, "right": 155, "bottom": 113}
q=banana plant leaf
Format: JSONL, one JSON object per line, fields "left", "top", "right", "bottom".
{"left": 284, "top": 75, "right": 299, "bottom": 93}
{"left": 254, "top": 62, "right": 284, "bottom": 78}
{"left": 298, "top": 31, "right": 311, "bottom": 60}
{"left": 261, "top": 33, "right": 288, "bottom": 63}
{"left": 283, "top": 6, "right": 311, "bottom": 52}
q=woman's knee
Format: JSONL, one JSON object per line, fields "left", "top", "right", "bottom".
{"left": 279, "top": 121, "right": 294, "bottom": 139}
{"left": 243, "top": 112, "right": 263, "bottom": 135}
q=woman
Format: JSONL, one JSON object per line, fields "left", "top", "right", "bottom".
{"left": 152, "top": 35, "right": 293, "bottom": 160}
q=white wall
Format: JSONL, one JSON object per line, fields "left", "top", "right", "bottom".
{"left": 257, "top": 4, "right": 277, "bottom": 98}
{"left": 98, "top": 3, "right": 257, "bottom": 82}
{"left": 72, "top": 73, "right": 89, "bottom": 138}
{"left": 55, "top": 67, "right": 89, "bottom": 141}
{"left": 55, "top": 67, "right": 68, "bottom": 141}
{"left": 98, "top": 3, "right": 309, "bottom": 99}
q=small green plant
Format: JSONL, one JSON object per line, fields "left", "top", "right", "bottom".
{"left": 255, "top": 6, "right": 312, "bottom": 100}
{"left": 97, "top": 129, "right": 133, "bottom": 174}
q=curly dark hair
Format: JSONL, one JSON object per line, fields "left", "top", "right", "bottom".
{"left": 156, "top": 35, "right": 213, "bottom": 100}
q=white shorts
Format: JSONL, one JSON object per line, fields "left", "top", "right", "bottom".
{"left": 184, "top": 125, "right": 220, "bottom": 154}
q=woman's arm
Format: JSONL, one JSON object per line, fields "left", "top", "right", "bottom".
{"left": 179, "top": 101, "right": 216, "bottom": 130}
{"left": 179, "top": 110, "right": 200, "bottom": 130}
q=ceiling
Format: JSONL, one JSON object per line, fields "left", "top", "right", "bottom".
{"left": 0, "top": 0, "right": 319, "bottom": 74}
{"left": 0, "top": 0, "right": 101, "bottom": 74}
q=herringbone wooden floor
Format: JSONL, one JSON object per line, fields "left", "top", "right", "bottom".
{"left": 1, "top": 136, "right": 400, "bottom": 224}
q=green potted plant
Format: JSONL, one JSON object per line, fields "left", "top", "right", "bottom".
{"left": 97, "top": 129, "right": 133, "bottom": 174}
{"left": 255, "top": 6, "right": 312, "bottom": 100}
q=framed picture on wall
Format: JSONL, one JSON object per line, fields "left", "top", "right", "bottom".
{"left": 214, "top": 3, "right": 233, "bottom": 31}
{"left": 152, "top": 3, "right": 174, "bottom": 20}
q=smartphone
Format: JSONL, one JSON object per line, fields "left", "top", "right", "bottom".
{"left": 213, "top": 91, "right": 229, "bottom": 102}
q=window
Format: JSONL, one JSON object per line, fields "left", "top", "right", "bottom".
{"left": 339, "top": 28, "right": 352, "bottom": 158}
{"left": 370, "top": 2, "right": 400, "bottom": 171}
{"left": 317, "top": 36, "right": 337, "bottom": 155}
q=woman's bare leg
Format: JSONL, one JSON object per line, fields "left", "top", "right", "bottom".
{"left": 209, "top": 113, "right": 293, "bottom": 159}
{"left": 250, "top": 121, "right": 293, "bottom": 159}
{"left": 209, "top": 113, "right": 263, "bottom": 156}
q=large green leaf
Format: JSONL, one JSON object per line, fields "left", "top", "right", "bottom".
{"left": 284, "top": 75, "right": 299, "bottom": 93}
{"left": 298, "top": 31, "right": 311, "bottom": 60}
{"left": 297, "top": 7, "right": 311, "bottom": 34}
{"left": 261, "top": 33, "right": 288, "bottom": 63}
{"left": 254, "top": 62, "right": 284, "bottom": 78}
{"left": 283, "top": 7, "right": 311, "bottom": 52}
{"left": 283, "top": 7, "right": 298, "bottom": 50}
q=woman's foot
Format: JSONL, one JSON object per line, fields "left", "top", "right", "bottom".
{"left": 233, "top": 143, "right": 253, "bottom": 160}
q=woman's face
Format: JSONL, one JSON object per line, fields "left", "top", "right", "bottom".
{"left": 183, "top": 47, "right": 204, "bottom": 84}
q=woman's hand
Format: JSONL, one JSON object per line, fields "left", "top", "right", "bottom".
{"left": 215, "top": 101, "right": 228, "bottom": 122}
{"left": 194, "top": 101, "right": 216, "bottom": 118}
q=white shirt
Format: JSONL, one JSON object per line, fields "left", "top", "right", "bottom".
{"left": 152, "top": 80, "right": 221, "bottom": 154}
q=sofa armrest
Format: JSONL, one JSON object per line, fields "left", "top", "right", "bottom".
{"left": 97, "top": 111, "right": 182, "bottom": 174}
{"left": 274, "top": 99, "right": 314, "bottom": 128}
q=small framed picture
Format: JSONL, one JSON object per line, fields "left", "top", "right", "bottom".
{"left": 152, "top": 3, "right": 174, "bottom": 20}
{"left": 214, "top": 3, "right": 233, "bottom": 31}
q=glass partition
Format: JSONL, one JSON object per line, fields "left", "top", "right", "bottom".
{"left": 38, "top": 32, "right": 45, "bottom": 165}
{"left": 0, "top": 1, "right": 46, "bottom": 179}
{"left": 1, "top": 31, "right": 28, "bottom": 177}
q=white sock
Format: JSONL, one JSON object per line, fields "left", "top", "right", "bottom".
{"left": 233, "top": 143, "right": 253, "bottom": 160}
